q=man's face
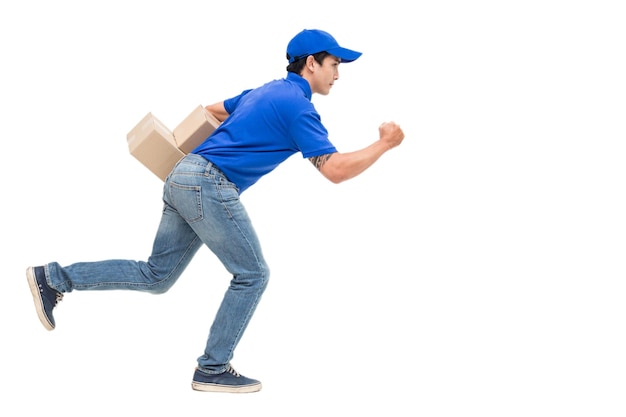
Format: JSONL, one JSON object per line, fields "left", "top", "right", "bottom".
{"left": 309, "top": 55, "right": 341, "bottom": 96}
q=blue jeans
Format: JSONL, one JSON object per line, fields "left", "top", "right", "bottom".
{"left": 45, "top": 154, "right": 269, "bottom": 373}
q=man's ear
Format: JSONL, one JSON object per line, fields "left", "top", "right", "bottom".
{"left": 306, "top": 55, "right": 317, "bottom": 72}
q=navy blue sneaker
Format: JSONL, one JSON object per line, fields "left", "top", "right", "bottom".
{"left": 26, "top": 266, "right": 63, "bottom": 331}
{"left": 192, "top": 365, "right": 262, "bottom": 393}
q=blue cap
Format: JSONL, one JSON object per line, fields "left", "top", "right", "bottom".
{"left": 286, "top": 29, "right": 362, "bottom": 64}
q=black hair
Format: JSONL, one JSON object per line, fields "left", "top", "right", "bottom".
{"left": 286, "top": 51, "right": 330, "bottom": 74}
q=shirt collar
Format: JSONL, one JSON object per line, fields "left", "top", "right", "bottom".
{"left": 286, "top": 72, "right": 312, "bottom": 100}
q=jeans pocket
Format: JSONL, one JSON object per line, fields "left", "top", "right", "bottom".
{"left": 168, "top": 182, "right": 203, "bottom": 223}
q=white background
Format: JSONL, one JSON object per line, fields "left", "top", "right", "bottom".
{"left": 1, "top": 1, "right": 625, "bottom": 415}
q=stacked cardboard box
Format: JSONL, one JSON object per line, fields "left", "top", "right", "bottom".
{"left": 174, "top": 105, "right": 221, "bottom": 154}
{"left": 127, "top": 112, "right": 184, "bottom": 182}
{"left": 127, "top": 105, "right": 221, "bottom": 181}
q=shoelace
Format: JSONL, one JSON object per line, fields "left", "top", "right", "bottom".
{"left": 225, "top": 365, "right": 240, "bottom": 377}
{"left": 39, "top": 283, "right": 64, "bottom": 306}
{"left": 55, "top": 292, "right": 64, "bottom": 306}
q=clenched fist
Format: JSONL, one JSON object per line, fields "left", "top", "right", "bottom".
{"left": 379, "top": 122, "right": 405, "bottom": 150}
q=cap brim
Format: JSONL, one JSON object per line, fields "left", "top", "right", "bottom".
{"left": 328, "top": 47, "right": 362, "bottom": 63}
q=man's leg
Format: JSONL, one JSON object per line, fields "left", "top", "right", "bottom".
{"left": 44, "top": 203, "right": 203, "bottom": 294}
{"left": 165, "top": 156, "right": 269, "bottom": 391}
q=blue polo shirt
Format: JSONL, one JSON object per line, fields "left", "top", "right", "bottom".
{"left": 191, "top": 72, "right": 337, "bottom": 193}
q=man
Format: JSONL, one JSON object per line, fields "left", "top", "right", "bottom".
{"left": 26, "top": 29, "right": 405, "bottom": 393}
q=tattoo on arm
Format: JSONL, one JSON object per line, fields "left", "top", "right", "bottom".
{"left": 309, "top": 153, "right": 333, "bottom": 171}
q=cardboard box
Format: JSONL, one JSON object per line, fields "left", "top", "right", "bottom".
{"left": 174, "top": 105, "right": 221, "bottom": 154}
{"left": 127, "top": 112, "right": 185, "bottom": 181}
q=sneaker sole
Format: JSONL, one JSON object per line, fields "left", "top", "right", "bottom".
{"left": 191, "top": 381, "right": 262, "bottom": 393}
{"left": 26, "top": 267, "right": 55, "bottom": 331}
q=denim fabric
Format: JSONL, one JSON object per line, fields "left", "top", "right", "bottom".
{"left": 45, "top": 154, "right": 269, "bottom": 372}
